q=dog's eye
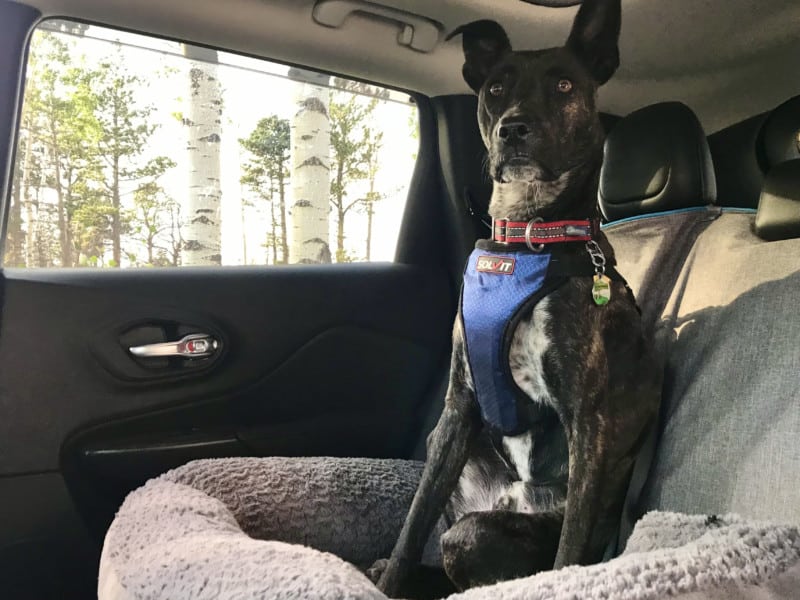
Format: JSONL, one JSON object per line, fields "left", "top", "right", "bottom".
{"left": 556, "top": 79, "right": 573, "bottom": 93}
{"left": 488, "top": 82, "right": 504, "bottom": 97}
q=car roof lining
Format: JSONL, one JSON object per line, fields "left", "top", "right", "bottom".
{"left": 15, "top": 0, "right": 800, "bottom": 133}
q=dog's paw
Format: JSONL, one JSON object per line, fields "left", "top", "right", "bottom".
{"left": 494, "top": 494, "right": 515, "bottom": 511}
{"left": 494, "top": 481, "right": 534, "bottom": 512}
{"left": 366, "top": 558, "right": 389, "bottom": 584}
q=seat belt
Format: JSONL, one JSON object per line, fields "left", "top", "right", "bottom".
{"left": 614, "top": 419, "right": 660, "bottom": 553}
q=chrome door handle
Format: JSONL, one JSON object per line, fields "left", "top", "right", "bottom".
{"left": 129, "top": 333, "right": 219, "bottom": 358}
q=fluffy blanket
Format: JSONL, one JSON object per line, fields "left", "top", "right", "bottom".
{"left": 99, "top": 457, "right": 800, "bottom": 599}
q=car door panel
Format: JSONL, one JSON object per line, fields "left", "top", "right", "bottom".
{"left": 1, "top": 264, "right": 451, "bottom": 473}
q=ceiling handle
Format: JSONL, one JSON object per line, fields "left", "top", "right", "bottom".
{"left": 312, "top": 0, "right": 441, "bottom": 53}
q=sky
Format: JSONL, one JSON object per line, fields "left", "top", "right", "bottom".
{"left": 33, "top": 20, "right": 419, "bottom": 266}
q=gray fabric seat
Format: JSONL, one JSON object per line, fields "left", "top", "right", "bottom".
{"left": 640, "top": 208, "right": 800, "bottom": 521}
{"left": 641, "top": 94, "right": 800, "bottom": 522}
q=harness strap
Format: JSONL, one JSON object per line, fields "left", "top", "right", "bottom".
{"left": 614, "top": 420, "right": 660, "bottom": 554}
{"left": 461, "top": 248, "right": 553, "bottom": 434}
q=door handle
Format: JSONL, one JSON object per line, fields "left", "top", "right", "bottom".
{"left": 129, "top": 333, "right": 219, "bottom": 358}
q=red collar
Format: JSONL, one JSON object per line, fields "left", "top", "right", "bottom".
{"left": 492, "top": 218, "right": 596, "bottom": 247}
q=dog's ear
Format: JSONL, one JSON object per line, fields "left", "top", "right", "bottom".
{"left": 566, "top": 0, "right": 621, "bottom": 84}
{"left": 446, "top": 20, "right": 512, "bottom": 93}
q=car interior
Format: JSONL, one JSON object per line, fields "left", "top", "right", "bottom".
{"left": 1, "top": 0, "right": 799, "bottom": 598}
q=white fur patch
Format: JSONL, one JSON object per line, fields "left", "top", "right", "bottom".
{"left": 502, "top": 432, "right": 533, "bottom": 482}
{"left": 508, "top": 296, "right": 554, "bottom": 407}
{"left": 496, "top": 481, "right": 537, "bottom": 513}
{"left": 452, "top": 462, "right": 508, "bottom": 516}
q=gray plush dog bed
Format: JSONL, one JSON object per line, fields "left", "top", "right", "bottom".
{"left": 99, "top": 457, "right": 800, "bottom": 599}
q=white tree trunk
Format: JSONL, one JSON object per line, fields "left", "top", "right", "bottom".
{"left": 288, "top": 69, "right": 331, "bottom": 264}
{"left": 181, "top": 45, "right": 223, "bottom": 266}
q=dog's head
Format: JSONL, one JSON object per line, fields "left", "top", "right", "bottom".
{"left": 448, "top": 0, "right": 620, "bottom": 189}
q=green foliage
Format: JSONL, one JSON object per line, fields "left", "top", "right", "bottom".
{"left": 78, "top": 56, "right": 156, "bottom": 169}
{"left": 361, "top": 128, "right": 385, "bottom": 261}
{"left": 7, "top": 30, "right": 177, "bottom": 268}
{"left": 239, "top": 116, "right": 290, "bottom": 196}
{"left": 72, "top": 194, "right": 117, "bottom": 267}
{"left": 74, "top": 51, "right": 177, "bottom": 266}
{"left": 335, "top": 247, "right": 357, "bottom": 263}
{"left": 131, "top": 181, "right": 182, "bottom": 266}
{"left": 329, "top": 94, "right": 373, "bottom": 203}
{"left": 9, "top": 31, "right": 104, "bottom": 267}
{"left": 239, "top": 115, "right": 291, "bottom": 263}
{"left": 329, "top": 92, "right": 384, "bottom": 261}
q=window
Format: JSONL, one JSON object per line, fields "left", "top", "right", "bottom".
{"left": 4, "top": 20, "right": 418, "bottom": 268}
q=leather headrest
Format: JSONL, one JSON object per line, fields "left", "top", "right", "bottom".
{"left": 759, "top": 96, "right": 800, "bottom": 170}
{"left": 754, "top": 159, "right": 800, "bottom": 241}
{"left": 599, "top": 102, "right": 716, "bottom": 222}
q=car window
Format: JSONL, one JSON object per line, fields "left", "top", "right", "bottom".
{"left": 4, "top": 19, "right": 418, "bottom": 267}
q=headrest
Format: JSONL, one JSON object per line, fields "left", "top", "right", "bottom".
{"left": 759, "top": 96, "right": 800, "bottom": 170}
{"left": 599, "top": 102, "right": 716, "bottom": 222}
{"left": 754, "top": 159, "right": 800, "bottom": 241}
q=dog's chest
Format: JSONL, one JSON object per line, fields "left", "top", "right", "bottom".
{"left": 502, "top": 297, "right": 555, "bottom": 482}
{"left": 461, "top": 249, "right": 557, "bottom": 433}
{"left": 507, "top": 296, "right": 555, "bottom": 409}
{"left": 452, "top": 296, "right": 571, "bottom": 518}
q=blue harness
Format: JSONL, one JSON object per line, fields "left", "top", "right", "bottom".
{"left": 461, "top": 247, "right": 556, "bottom": 435}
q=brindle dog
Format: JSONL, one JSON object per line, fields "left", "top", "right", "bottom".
{"left": 370, "top": 0, "right": 660, "bottom": 594}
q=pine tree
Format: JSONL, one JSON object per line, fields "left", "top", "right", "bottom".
{"left": 239, "top": 116, "right": 291, "bottom": 264}
{"left": 72, "top": 49, "right": 174, "bottom": 267}
{"left": 6, "top": 116, "right": 31, "bottom": 267}
{"left": 11, "top": 26, "right": 182, "bottom": 269}
{"left": 131, "top": 181, "right": 181, "bottom": 266}
{"left": 9, "top": 31, "right": 103, "bottom": 267}
{"left": 328, "top": 94, "right": 380, "bottom": 262}
{"left": 361, "top": 128, "right": 384, "bottom": 261}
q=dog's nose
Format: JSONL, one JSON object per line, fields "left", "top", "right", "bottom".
{"left": 497, "top": 119, "right": 531, "bottom": 143}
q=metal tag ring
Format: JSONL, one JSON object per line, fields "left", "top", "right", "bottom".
{"left": 525, "top": 217, "right": 545, "bottom": 253}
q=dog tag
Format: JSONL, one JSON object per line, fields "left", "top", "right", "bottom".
{"left": 592, "top": 275, "right": 611, "bottom": 306}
